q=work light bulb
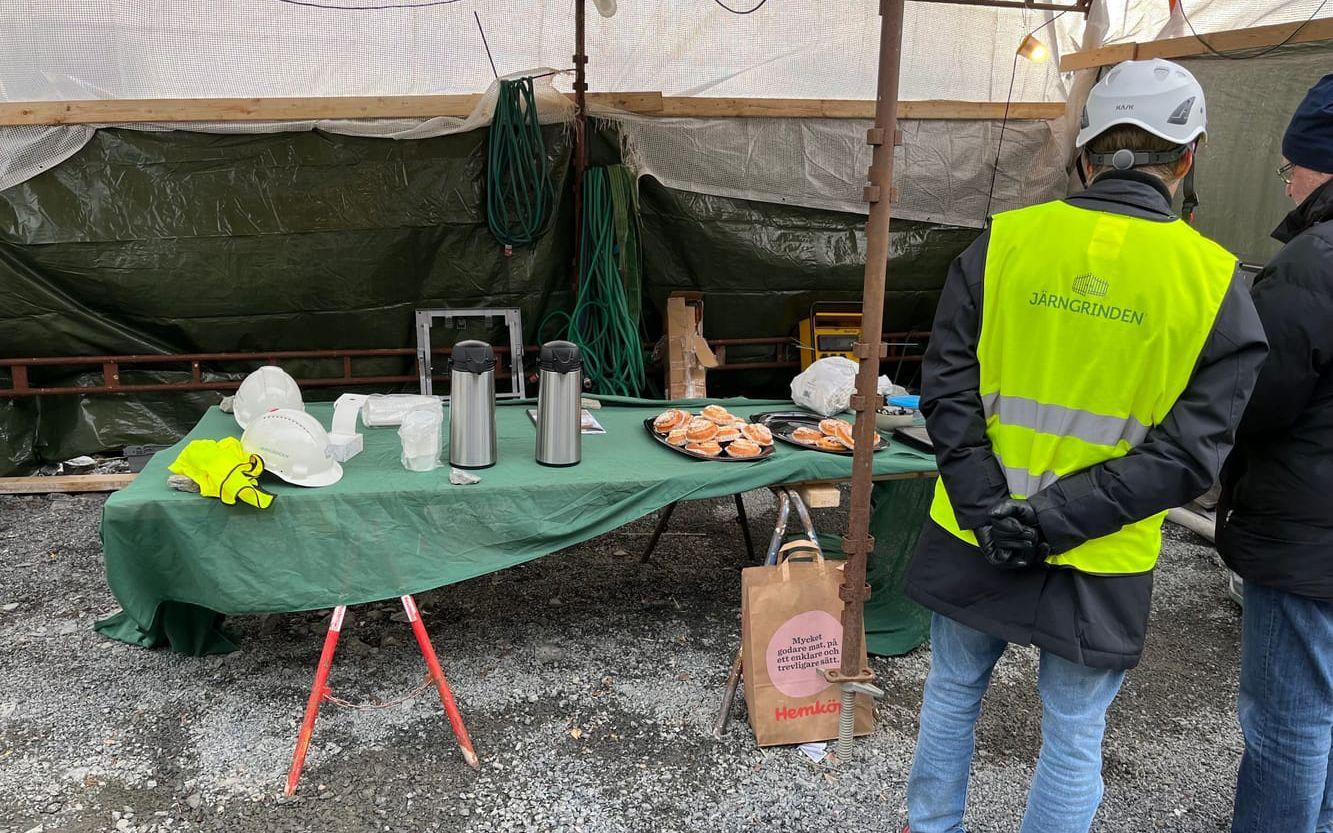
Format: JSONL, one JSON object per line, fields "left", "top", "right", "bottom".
{"left": 1017, "top": 33, "right": 1051, "bottom": 64}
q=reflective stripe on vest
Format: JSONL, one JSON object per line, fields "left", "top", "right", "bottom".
{"left": 928, "top": 199, "right": 1236, "bottom": 576}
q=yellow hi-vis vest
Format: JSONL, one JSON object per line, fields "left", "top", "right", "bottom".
{"left": 928, "top": 199, "right": 1236, "bottom": 575}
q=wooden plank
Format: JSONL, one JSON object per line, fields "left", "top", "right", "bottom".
{"left": 901, "top": 100, "right": 1065, "bottom": 120}
{"left": 0, "top": 93, "right": 1063, "bottom": 126}
{"left": 1138, "top": 17, "right": 1333, "bottom": 61}
{"left": 1059, "top": 42, "right": 1138, "bottom": 73}
{"left": 657, "top": 97, "right": 1064, "bottom": 120}
{"left": 587, "top": 91, "right": 664, "bottom": 113}
{"left": 0, "top": 95, "right": 483, "bottom": 126}
{"left": 0, "top": 474, "right": 137, "bottom": 495}
{"left": 1059, "top": 18, "right": 1333, "bottom": 72}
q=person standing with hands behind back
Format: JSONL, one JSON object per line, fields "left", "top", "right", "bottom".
{"left": 900, "top": 59, "right": 1269, "bottom": 833}
{"left": 1221, "top": 73, "right": 1333, "bottom": 833}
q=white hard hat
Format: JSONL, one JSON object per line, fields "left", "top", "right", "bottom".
{"left": 241, "top": 408, "right": 343, "bottom": 488}
{"left": 1076, "top": 58, "right": 1207, "bottom": 153}
{"left": 233, "top": 366, "right": 304, "bottom": 429}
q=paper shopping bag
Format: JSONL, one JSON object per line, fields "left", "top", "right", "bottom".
{"left": 741, "top": 543, "right": 874, "bottom": 747}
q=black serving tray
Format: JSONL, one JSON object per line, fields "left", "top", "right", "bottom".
{"left": 642, "top": 418, "right": 775, "bottom": 462}
{"left": 749, "top": 411, "right": 888, "bottom": 456}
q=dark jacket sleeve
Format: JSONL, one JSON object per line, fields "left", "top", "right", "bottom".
{"left": 1026, "top": 274, "right": 1268, "bottom": 554}
{"left": 920, "top": 229, "right": 1010, "bottom": 530}
{"left": 1235, "top": 232, "right": 1333, "bottom": 438}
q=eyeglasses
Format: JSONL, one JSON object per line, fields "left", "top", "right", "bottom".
{"left": 1278, "top": 161, "right": 1295, "bottom": 185}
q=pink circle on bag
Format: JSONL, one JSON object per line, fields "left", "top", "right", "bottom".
{"left": 765, "top": 610, "right": 844, "bottom": 698}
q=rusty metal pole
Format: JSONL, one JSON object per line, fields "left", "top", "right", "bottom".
{"left": 828, "top": 0, "right": 906, "bottom": 761}
{"left": 571, "top": 0, "right": 588, "bottom": 292}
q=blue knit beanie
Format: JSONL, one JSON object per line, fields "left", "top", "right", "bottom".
{"left": 1283, "top": 73, "right": 1333, "bottom": 174}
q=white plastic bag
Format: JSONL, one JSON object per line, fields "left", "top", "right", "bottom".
{"left": 790, "top": 357, "right": 860, "bottom": 417}
{"left": 398, "top": 405, "right": 444, "bottom": 472}
{"left": 363, "top": 394, "right": 443, "bottom": 427}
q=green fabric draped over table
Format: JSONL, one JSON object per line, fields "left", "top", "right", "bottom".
{"left": 97, "top": 398, "right": 936, "bottom": 656}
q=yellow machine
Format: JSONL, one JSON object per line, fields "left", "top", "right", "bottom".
{"left": 797, "top": 303, "right": 863, "bottom": 370}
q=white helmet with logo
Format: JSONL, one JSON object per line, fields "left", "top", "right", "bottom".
{"left": 1076, "top": 58, "right": 1207, "bottom": 165}
{"left": 233, "top": 366, "right": 305, "bottom": 429}
{"left": 241, "top": 408, "right": 343, "bottom": 487}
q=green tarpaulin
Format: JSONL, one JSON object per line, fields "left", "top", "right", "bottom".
{"left": 97, "top": 398, "right": 936, "bottom": 656}
{"left": 1, "top": 126, "right": 975, "bottom": 474}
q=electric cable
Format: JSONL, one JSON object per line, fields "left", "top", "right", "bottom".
{"left": 1175, "top": 0, "right": 1329, "bottom": 60}
{"left": 712, "top": 0, "right": 770, "bottom": 14}
{"left": 486, "top": 77, "right": 555, "bottom": 248}
{"left": 556, "top": 165, "right": 646, "bottom": 397}
{"left": 475, "top": 12, "right": 499, "bottom": 79}
{"left": 272, "top": 0, "right": 465, "bottom": 9}
{"left": 984, "top": 9, "right": 1070, "bottom": 220}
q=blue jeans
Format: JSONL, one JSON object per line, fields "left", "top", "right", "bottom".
{"left": 1232, "top": 581, "right": 1333, "bottom": 833}
{"left": 907, "top": 613, "right": 1126, "bottom": 833}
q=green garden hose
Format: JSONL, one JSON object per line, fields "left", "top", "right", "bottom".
{"left": 557, "top": 165, "right": 647, "bottom": 397}
{"left": 486, "top": 77, "right": 554, "bottom": 248}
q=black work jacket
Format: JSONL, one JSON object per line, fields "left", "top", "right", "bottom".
{"left": 1220, "top": 180, "right": 1333, "bottom": 601}
{"left": 905, "top": 172, "right": 1268, "bottom": 670}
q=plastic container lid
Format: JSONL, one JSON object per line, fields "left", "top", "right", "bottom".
{"left": 450, "top": 340, "right": 496, "bottom": 374}
{"left": 887, "top": 394, "right": 921, "bottom": 409}
{"left": 538, "top": 340, "right": 582, "bottom": 373}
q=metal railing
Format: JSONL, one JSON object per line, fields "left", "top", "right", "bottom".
{"left": 0, "top": 332, "right": 925, "bottom": 397}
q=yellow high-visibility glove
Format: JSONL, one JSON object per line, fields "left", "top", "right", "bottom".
{"left": 169, "top": 437, "right": 275, "bottom": 510}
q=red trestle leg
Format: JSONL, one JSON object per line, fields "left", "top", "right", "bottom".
{"left": 401, "top": 594, "right": 479, "bottom": 769}
{"left": 284, "top": 605, "right": 345, "bottom": 796}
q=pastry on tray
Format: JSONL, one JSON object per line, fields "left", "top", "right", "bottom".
{"left": 701, "top": 404, "right": 736, "bottom": 425}
{"left": 819, "top": 418, "right": 855, "bottom": 446}
{"left": 815, "top": 436, "right": 846, "bottom": 451}
{"left": 791, "top": 426, "right": 823, "bottom": 445}
{"left": 686, "top": 418, "right": 720, "bottom": 442}
{"left": 715, "top": 426, "right": 742, "bottom": 443}
{"left": 653, "top": 409, "right": 688, "bottom": 434}
{"left": 686, "top": 441, "right": 723, "bottom": 458}
{"left": 725, "top": 438, "right": 762, "bottom": 458}
{"left": 741, "top": 423, "right": 773, "bottom": 446}
{"left": 666, "top": 427, "right": 689, "bottom": 447}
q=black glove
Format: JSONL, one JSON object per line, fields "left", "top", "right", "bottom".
{"left": 974, "top": 524, "right": 1000, "bottom": 565}
{"left": 981, "top": 499, "right": 1049, "bottom": 571}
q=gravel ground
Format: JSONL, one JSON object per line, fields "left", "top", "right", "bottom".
{"left": 0, "top": 489, "right": 1242, "bottom": 833}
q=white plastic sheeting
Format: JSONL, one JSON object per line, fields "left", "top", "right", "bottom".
{"left": 3, "top": 1, "right": 1074, "bottom": 102}
{"left": 1, "top": 0, "right": 1329, "bottom": 212}
{"left": 613, "top": 113, "right": 1070, "bottom": 224}
{"left": 1099, "top": 0, "right": 1331, "bottom": 42}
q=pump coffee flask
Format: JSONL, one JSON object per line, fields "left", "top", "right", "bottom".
{"left": 535, "top": 341, "right": 583, "bottom": 466}
{"left": 448, "top": 340, "right": 497, "bottom": 469}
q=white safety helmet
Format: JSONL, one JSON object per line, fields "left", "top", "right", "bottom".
{"left": 1076, "top": 58, "right": 1207, "bottom": 167}
{"left": 241, "top": 408, "right": 343, "bottom": 488}
{"left": 233, "top": 366, "right": 304, "bottom": 429}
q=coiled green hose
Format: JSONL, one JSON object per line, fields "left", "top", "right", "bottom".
{"left": 548, "top": 165, "right": 646, "bottom": 397}
{"left": 486, "top": 77, "right": 554, "bottom": 247}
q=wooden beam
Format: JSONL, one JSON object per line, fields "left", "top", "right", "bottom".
{"left": 0, "top": 474, "right": 137, "bottom": 495}
{"left": 0, "top": 93, "right": 1064, "bottom": 127}
{"left": 1059, "top": 17, "right": 1333, "bottom": 72}
{"left": 1137, "top": 17, "right": 1333, "bottom": 61}
{"left": 656, "top": 97, "right": 1064, "bottom": 120}
{"left": 1059, "top": 42, "right": 1138, "bottom": 73}
{"left": 900, "top": 100, "right": 1066, "bottom": 120}
{"left": 0, "top": 95, "right": 482, "bottom": 126}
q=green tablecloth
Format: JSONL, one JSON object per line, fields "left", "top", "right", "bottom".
{"left": 97, "top": 398, "right": 936, "bottom": 655}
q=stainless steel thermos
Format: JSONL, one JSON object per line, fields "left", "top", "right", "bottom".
{"left": 448, "top": 340, "right": 497, "bottom": 469}
{"left": 535, "top": 341, "right": 583, "bottom": 467}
